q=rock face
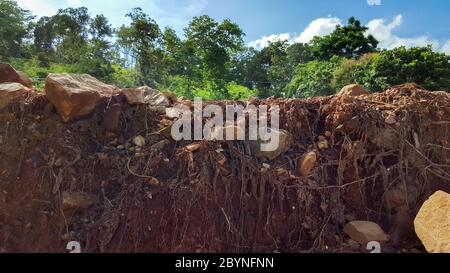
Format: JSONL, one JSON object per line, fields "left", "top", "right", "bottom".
{"left": 0, "top": 63, "right": 33, "bottom": 88}
{"left": 45, "top": 73, "right": 119, "bottom": 122}
{"left": 414, "top": 191, "right": 450, "bottom": 253}
{"left": 122, "top": 86, "right": 170, "bottom": 109}
{"left": 16, "top": 71, "right": 33, "bottom": 88}
{"left": 0, "top": 82, "right": 30, "bottom": 109}
{"left": 338, "top": 84, "right": 369, "bottom": 99}
{"left": 249, "top": 129, "right": 292, "bottom": 161}
{"left": 344, "top": 221, "right": 389, "bottom": 244}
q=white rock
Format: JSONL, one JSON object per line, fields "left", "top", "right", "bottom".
{"left": 133, "top": 135, "right": 146, "bottom": 147}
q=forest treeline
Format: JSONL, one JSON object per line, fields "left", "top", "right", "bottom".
{"left": 1, "top": 0, "right": 449, "bottom": 99}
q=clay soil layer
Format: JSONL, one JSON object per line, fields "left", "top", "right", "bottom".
{"left": 1, "top": 84, "right": 449, "bottom": 253}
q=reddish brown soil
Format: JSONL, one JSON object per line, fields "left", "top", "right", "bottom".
{"left": 1, "top": 84, "right": 449, "bottom": 253}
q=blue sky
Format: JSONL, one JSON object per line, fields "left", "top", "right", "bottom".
{"left": 16, "top": 0, "right": 450, "bottom": 53}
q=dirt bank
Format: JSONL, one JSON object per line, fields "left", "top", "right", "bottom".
{"left": 1, "top": 84, "right": 449, "bottom": 253}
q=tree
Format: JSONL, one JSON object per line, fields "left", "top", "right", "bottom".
{"left": 267, "top": 42, "right": 313, "bottom": 97}
{"left": 84, "top": 14, "right": 114, "bottom": 80}
{"left": 232, "top": 42, "right": 285, "bottom": 98}
{"left": 0, "top": 0, "right": 34, "bottom": 58}
{"left": 229, "top": 47, "right": 258, "bottom": 89}
{"left": 286, "top": 57, "right": 342, "bottom": 98}
{"left": 311, "top": 17, "right": 378, "bottom": 60}
{"left": 372, "top": 46, "right": 450, "bottom": 91}
{"left": 51, "top": 7, "right": 91, "bottom": 63}
{"left": 286, "top": 42, "right": 313, "bottom": 69}
{"left": 161, "top": 27, "right": 182, "bottom": 75}
{"left": 232, "top": 41, "right": 312, "bottom": 98}
{"left": 90, "top": 14, "right": 113, "bottom": 40}
{"left": 185, "top": 15, "right": 244, "bottom": 98}
{"left": 33, "top": 16, "right": 55, "bottom": 56}
{"left": 331, "top": 53, "right": 380, "bottom": 91}
{"left": 116, "top": 8, "right": 163, "bottom": 86}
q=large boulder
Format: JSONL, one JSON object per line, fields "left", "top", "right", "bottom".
{"left": 414, "top": 191, "right": 450, "bottom": 253}
{"left": 0, "top": 63, "right": 33, "bottom": 88}
{"left": 0, "top": 82, "right": 31, "bottom": 109}
{"left": 122, "top": 86, "right": 171, "bottom": 114}
{"left": 45, "top": 73, "right": 119, "bottom": 122}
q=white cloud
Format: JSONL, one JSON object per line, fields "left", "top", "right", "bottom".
{"left": 249, "top": 14, "right": 450, "bottom": 54}
{"left": 367, "top": 0, "right": 382, "bottom": 6}
{"left": 442, "top": 40, "right": 450, "bottom": 54}
{"left": 16, "top": 0, "right": 58, "bottom": 17}
{"left": 248, "top": 33, "right": 292, "bottom": 49}
{"left": 248, "top": 17, "right": 341, "bottom": 49}
{"left": 367, "top": 15, "right": 440, "bottom": 50}
{"left": 294, "top": 17, "right": 342, "bottom": 43}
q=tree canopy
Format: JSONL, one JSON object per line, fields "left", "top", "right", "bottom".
{"left": 1, "top": 1, "right": 448, "bottom": 98}
{"left": 311, "top": 17, "right": 378, "bottom": 60}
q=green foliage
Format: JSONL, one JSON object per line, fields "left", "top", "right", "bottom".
{"left": 232, "top": 41, "right": 313, "bottom": 98}
{"left": 286, "top": 57, "right": 342, "bottom": 98}
{"left": 33, "top": 16, "right": 54, "bottom": 54}
{"left": 159, "top": 75, "right": 197, "bottom": 98}
{"left": 192, "top": 86, "right": 216, "bottom": 101}
{"left": 332, "top": 53, "right": 381, "bottom": 91}
{"left": 2, "top": 3, "right": 449, "bottom": 100}
{"left": 29, "top": 6, "right": 115, "bottom": 82}
{"left": 184, "top": 15, "right": 244, "bottom": 97}
{"left": 371, "top": 46, "right": 450, "bottom": 91}
{"left": 159, "top": 77, "right": 254, "bottom": 101}
{"left": 311, "top": 17, "right": 378, "bottom": 60}
{"left": 111, "top": 64, "right": 141, "bottom": 88}
{"left": 188, "top": 81, "right": 254, "bottom": 101}
{"left": 116, "top": 8, "right": 163, "bottom": 87}
{"left": 51, "top": 7, "right": 91, "bottom": 64}
{"left": 332, "top": 47, "right": 450, "bottom": 92}
{"left": 9, "top": 57, "right": 85, "bottom": 89}
{"left": 0, "top": 0, "right": 34, "bottom": 58}
{"left": 226, "top": 82, "right": 256, "bottom": 100}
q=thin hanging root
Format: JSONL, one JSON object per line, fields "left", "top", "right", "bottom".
{"left": 126, "top": 157, "right": 154, "bottom": 179}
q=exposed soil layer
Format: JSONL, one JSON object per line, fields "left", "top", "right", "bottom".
{"left": 1, "top": 84, "right": 449, "bottom": 253}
